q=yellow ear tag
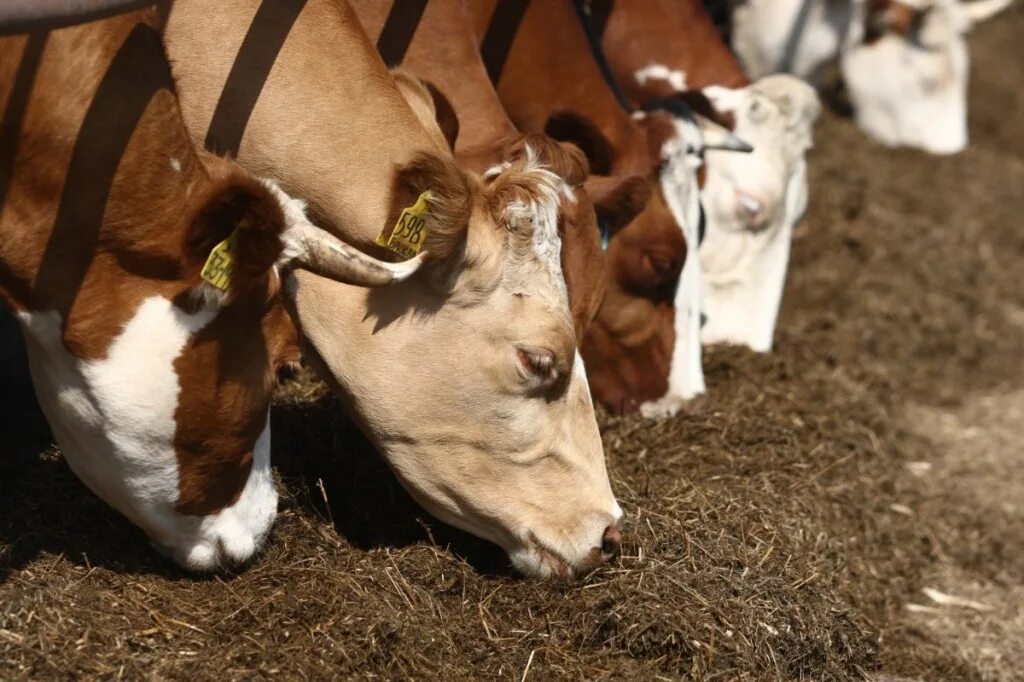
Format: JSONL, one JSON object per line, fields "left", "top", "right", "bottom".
{"left": 375, "top": 191, "right": 432, "bottom": 260}
{"left": 200, "top": 230, "right": 238, "bottom": 291}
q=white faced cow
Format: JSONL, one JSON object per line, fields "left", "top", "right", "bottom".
{"left": 731, "top": 0, "right": 1013, "bottom": 154}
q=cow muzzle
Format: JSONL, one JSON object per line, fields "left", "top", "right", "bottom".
{"left": 510, "top": 511, "right": 624, "bottom": 579}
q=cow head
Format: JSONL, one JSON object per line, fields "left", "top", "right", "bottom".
{"left": 699, "top": 75, "right": 820, "bottom": 352}
{"left": 16, "top": 155, "right": 424, "bottom": 573}
{"left": 544, "top": 109, "right": 706, "bottom": 417}
{"left": 842, "top": 0, "right": 1012, "bottom": 154}
{"left": 152, "top": 160, "right": 426, "bottom": 570}
{"left": 288, "top": 142, "right": 622, "bottom": 579}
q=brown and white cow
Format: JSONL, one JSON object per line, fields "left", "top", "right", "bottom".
{"left": 595, "top": 0, "right": 820, "bottom": 352}
{"left": 0, "top": 10, "right": 423, "bottom": 570}
{"left": 731, "top": 0, "right": 1012, "bottom": 154}
{"left": 465, "top": 0, "right": 745, "bottom": 417}
{"left": 166, "top": 0, "right": 622, "bottom": 578}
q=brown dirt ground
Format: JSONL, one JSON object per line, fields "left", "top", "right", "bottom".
{"left": 2, "top": 9, "right": 1023, "bottom": 680}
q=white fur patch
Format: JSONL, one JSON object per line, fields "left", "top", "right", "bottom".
{"left": 170, "top": 157, "right": 182, "bottom": 173}
{"left": 640, "top": 121, "right": 707, "bottom": 418}
{"left": 17, "top": 297, "right": 277, "bottom": 570}
{"left": 634, "top": 63, "right": 688, "bottom": 92}
{"left": 495, "top": 145, "right": 571, "bottom": 301}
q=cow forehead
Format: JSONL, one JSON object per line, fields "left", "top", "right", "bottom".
{"left": 484, "top": 147, "right": 573, "bottom": 304}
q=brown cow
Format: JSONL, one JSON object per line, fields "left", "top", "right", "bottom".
{"left": 597, "top": 0, "right": 820, "bottom": 352}
{"left": 166, "top": 0, "right": 623, "bottom": 579}
{"left": 466, "top": 0, "right": 732, "bottom": 417}
{"left": 0, "top": 10, "right": 423, "bottom": 570}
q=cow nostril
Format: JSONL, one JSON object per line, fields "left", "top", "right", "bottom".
{"left": 601, "top": 524, "right": 622, "bottom": 558}
{"left": 736, "top": 190, "right": 765, "bottom": 221}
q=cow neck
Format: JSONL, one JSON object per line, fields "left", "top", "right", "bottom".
{"left": 570, "top": 0, "right": 635, "bottom": 114}
{"left": 169, "top": 0, "right": 446, "bottom": 252}
{"left": 1, "top": 19, "right": 201, "bottom": 329}
{"left": 601, "top": 0, "right": 750, "bottom": 93}
{"left": 353, "top": 0, "right": 519, "bottom": 156}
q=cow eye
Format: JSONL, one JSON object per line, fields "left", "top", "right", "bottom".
{"left": 515, "top": 346, "right": 564, "bottom": 391}
{"left": 645, "top": 253, "right": 678, "bottom": 280}
{"left": 748, "top": 98, "right": 769, "bottom": 124}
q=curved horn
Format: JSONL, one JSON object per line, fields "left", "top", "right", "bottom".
{"left": 261, "top": 178, "right": 426, "bottom": 287}
{"left": 282, "top": 221, "right": 427, "bottom": 287}
{"left": 694, "top": 113, "right": 754, "bottom": 153}
{"left": 962, "top": 0, "right": 1014, "bottom": 24}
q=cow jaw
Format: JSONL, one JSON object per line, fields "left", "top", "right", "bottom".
{"left": 699, "top": 77, "right": 819, "bottom": 351}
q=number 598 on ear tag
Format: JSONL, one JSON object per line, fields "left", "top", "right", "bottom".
{"left": 380, "top": 191, "right": 432, "bottom": 260}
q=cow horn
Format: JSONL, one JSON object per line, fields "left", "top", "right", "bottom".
{"left": 962, "top": 0, "right": 1014, "bottom": 24}
{"left": 284, "top": 221, "right": 427, "bottom": 286}
{"left": 694, "top": 114, "right": 754, "bottom": 153}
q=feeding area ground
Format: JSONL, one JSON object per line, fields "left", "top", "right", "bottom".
{"left": 2, "top": 8, "right": 1023, "bottom": 680}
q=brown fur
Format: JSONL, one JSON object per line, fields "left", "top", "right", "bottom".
{"left": 865, "top": 0, "right": 923, "bottom": 43}
{"left": 601, "top": 0, "right": 751, "bottom": 105}
{"left": 584, "top": 174, "right": 653, "bottom": 237}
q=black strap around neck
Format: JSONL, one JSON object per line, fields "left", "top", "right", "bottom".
{"left": 570, "top": 0, "right": 634, "bottom": 114}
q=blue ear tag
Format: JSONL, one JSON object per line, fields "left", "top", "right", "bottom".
{"left": 598, "top": 216, "right": 611, "bottom": 251}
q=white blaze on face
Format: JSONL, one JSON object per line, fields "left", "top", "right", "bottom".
{"left": 16, "top": 297, "right": 277, "bottom": 570}
{"left": 639, "top": 118, "right": 707, "bottom": 419}
{"left": 634, "top": 63, "right": 688, "bottom": 92}
{"left": 841, "top": 0, "right": 970, "bottom": 154}
{"left": 699, "top": 76, "right": 819, "bottom": 352}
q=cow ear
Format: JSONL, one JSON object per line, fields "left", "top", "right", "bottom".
{"left": 185, "top": 169, "right": 284, "bottom": 301}
{"left": 544, "top": 110, "right": 615, "bottom": 176}
{"left": 392, "top": 152, "right": 474, "bottom": 262}
{"left": 584, "top": 173, "right": 652, "bottom": 238}
{"left": 391, "top": 69, "right": 460, "bottom": 151}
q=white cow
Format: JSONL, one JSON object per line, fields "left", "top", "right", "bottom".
{"left": 731, "top": 0, "right": 1014, "bottom": 154}
{"left": 699, "top": 75, "right": 821, "bottom": 351}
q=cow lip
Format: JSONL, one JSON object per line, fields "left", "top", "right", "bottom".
{"left": 523, "top": 533, "right": 601, "bottom": 580}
